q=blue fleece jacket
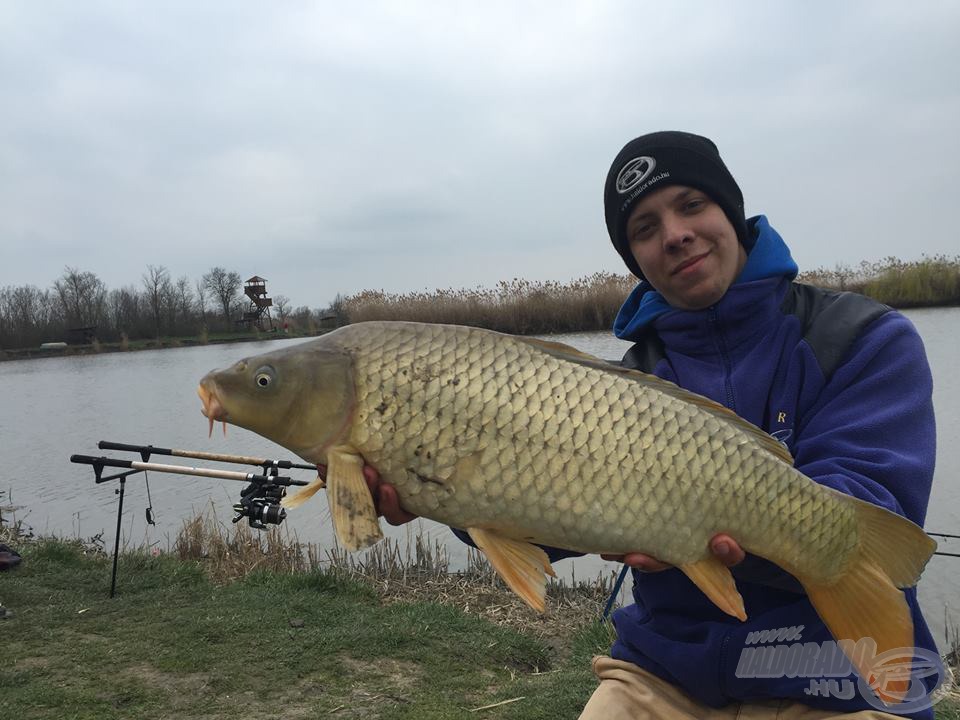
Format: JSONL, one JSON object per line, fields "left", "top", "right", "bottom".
{"left": 608, "top": 216, "right": 939, "bottom": 717}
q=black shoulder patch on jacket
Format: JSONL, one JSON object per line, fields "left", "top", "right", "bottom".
{"left": 780, "top": 283, "right": 891, "bottom": 380}
{"left": 620, "top": 326, "right": 666, "bottom": 373}
{"left": 619, "top": 283, "right": 890, "bottom": 377}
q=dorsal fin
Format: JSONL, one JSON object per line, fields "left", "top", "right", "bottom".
{"left": 516, "top": 336, "right": 795, "bottom": 467}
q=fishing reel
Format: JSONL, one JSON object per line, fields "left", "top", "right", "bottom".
{"left": 232, "top": 475, "right": 288, "bottom": 530}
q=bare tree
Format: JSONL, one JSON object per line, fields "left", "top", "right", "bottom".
{"left": 194, "top": 279, "right": 209, "bottom": 326}
{"left": 329, "top": 293, "right": 348, "bottom": 325}
{"left": 142, "top": 265, "right": 172, "bottom": 337}
{"left": 173, "top": 276, "right": 195, "bottom": 334}
{"left": 107, "top": 286, "right": 139, "bottom": 336}
{"left": 203, "top": 267, "right": 242, "bottom": 326}
{"left": 0, "top": 285, "right": 52, "bottom": 348}
{"left": 53, "top": 267, "right": 107, "bottom": 329}
{"left": 273, "top": 294, "right": 290, "bottom": 324}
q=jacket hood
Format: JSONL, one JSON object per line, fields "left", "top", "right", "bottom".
{"left": 613, "top": 215, "right": 799, "bottom": 341}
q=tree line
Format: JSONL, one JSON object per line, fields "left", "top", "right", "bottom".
{"left": 0, "top": 266, "right": 330, "bottom": 350}
{"left": 5, "top": 256, "right": 956, "bottom": 352}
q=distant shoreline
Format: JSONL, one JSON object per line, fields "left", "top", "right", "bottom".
{"left": 3, "top": 300, "right": 958, "bottom": 364}
{"left": 0, "top": 331, "right": 319, "bottom": 363}
{"left": 5, "top": 258, "right": 958, "bottom": 361}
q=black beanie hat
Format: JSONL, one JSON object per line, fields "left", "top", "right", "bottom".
{"left": 603, "top": 131, "right": 750, "bottom": 279}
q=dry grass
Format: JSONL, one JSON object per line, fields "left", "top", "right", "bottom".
{"left": 172, "top": 508, "right": 316, "bottom": 582}
{"left": 0, "top": 489, "right": 31, "bottom": 547}
{"left": 342, "top": 257, "right": 960, "bottom": 336}
{"left": 342, "top": 273, "right": 636, "bottom": 335}
{"left": 171, "top": 510, "right": 618, "bottom": 647}
{"left": 798, "top": 255, "right": 960, "bottom": 307}
{"left": 325, "top": 524, "right": 618, "bottom": 648}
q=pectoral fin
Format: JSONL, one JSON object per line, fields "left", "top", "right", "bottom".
{"left": 467, "top": 528, "right": 556, "bottom": 612}
{"left": 679, "top": 556, "right": 747, "bottom": 621}
{"left": 280, "top": 473, "right": 326, "bottom": 509}
{"left": 325, "top": 446, "right": 383, "bottom": 551}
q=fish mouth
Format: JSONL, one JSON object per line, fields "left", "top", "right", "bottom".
{"left": 197, "top": 381, "right": 228, "bottom": 437}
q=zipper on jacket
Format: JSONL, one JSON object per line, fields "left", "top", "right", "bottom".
{"left": 708, "top": 307, "right": 736, "bottom": 410}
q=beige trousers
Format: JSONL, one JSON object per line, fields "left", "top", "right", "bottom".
{"left": 579, "top": 657, "right": 899, "bottom": 720}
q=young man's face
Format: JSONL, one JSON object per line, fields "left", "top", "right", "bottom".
{"left": 626, "top": 185, "right": 747, "bottom": 310}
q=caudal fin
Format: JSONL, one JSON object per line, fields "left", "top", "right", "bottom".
{"left": 800, "top": 496, "right": 936, "bottom": 705}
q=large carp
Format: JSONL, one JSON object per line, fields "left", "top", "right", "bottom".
{"left": 198, "top": 320, "right": 935, "bottom": 701}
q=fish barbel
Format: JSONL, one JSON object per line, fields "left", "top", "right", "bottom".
{"left": 198, "top": 320, "right": 935, "bottom": 702}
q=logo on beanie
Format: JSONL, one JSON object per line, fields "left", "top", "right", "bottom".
{"left": 616, "top": 156, "right": 657, "bottom": 194}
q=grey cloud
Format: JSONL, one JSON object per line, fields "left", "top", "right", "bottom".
{"left": 1, "top": 1, "right": 958, "bottom": 307}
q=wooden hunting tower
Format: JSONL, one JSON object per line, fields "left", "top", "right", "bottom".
{"left": 238, "top": 276, "right": 274, "bottom": 331}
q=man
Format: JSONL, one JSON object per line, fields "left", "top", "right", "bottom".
{"left": 366, "top": 131, "right": 940, "bottom": 718}
{"left": 591, "top": 130, "right": 938, "bottom": 719}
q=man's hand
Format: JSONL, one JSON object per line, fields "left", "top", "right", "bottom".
{"left": 316, "top": 463, "right": 417, "bottom": 526}
{"left": 601, "top": 534, "right": 745, "bottom": 571}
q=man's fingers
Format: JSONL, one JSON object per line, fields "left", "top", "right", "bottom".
{"left": 602, "top": 537, "right": 744, "bottom": 572}
{"left": 710, "top": 534, "right": 745, "bottom": 567}
{"left": 601, "top": 552, "right": 671, "bottom": 572}
{"left": 319, "top": 462, "right": 415, "bottom": 524}
{"left": 377, "top": 484, "right": 417, "bottom": 526}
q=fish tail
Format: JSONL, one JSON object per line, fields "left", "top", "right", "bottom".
{"left": 799, "top": 498, "right": 936, "bottom": 705}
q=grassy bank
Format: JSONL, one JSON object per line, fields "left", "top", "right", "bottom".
{"left": 3, "top": 512, "right": 958, "bottom": 719}
{"left": 0, "top": 514, "right": 616, "bottom": 720}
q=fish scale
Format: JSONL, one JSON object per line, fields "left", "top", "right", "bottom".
{"left": 199, "top": 320, "right": 936, "bottom": 703}
{"left": 334, "top": 322, "right": 851, "bottom": 573}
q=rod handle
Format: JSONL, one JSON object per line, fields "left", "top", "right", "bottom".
{"left": 98, "top": 440, "right": 172, "bottom": 455}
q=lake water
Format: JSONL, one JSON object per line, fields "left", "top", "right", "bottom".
{"left": 1, "top": 308, "right": 958, "bottom": 645}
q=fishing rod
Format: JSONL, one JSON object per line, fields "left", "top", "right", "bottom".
{"left": 72, "top": 454, "right": 310, "bottom": 485}
{"left": 72, "top": 445, "right": 317, "bottom": 599}
{"left": 96, "top": 440, "right": 317, "bottom": 471}
{"left": 90, "top": 440, "right": 320, "bottom": 529}
{"left": 71, "top": 453, "right": 311, "bottom": 531}
{"left": 928, "top": 532, "right": 960, "bottom": 558}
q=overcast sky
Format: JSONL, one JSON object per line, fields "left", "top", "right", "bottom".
{"left": 2, "top": 1, "right": 958, "bottom": 309}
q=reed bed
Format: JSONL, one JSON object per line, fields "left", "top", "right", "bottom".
{"left": 342, "top": 258, "right": 958, "bottom": 336}
{"left": 798, "top": 255, "right": 960, "bottom": 307}
{"left": 342, "top": 273, "right": 636, "bottom": 335}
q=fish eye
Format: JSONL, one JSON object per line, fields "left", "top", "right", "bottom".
{"left": 254, "top": 366, "right": 275, "bottom": 388}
